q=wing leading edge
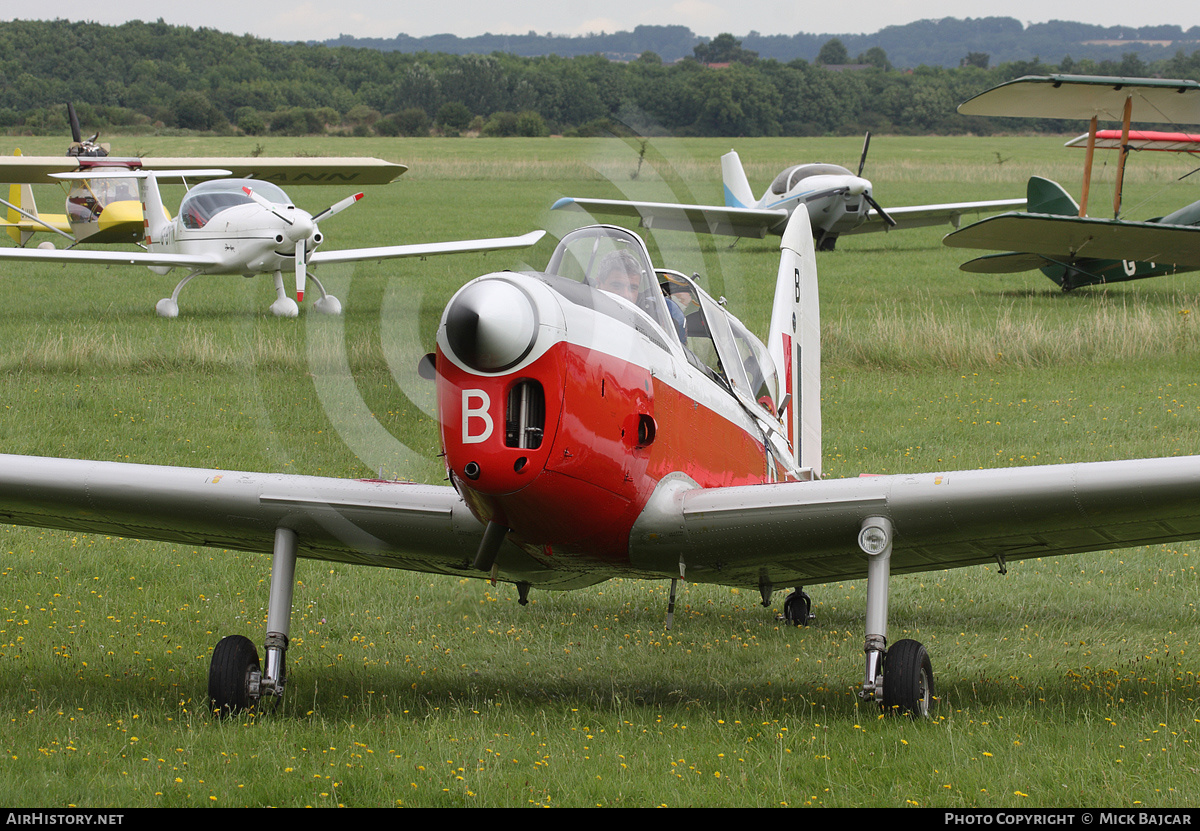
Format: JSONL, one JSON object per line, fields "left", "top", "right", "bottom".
{"left": 630, "top": 455, "right": 1200, "bottom": 587}
{"left": 551, "top": 196, "right": 788, "bottom": 238}
{"left": 943, "top": 213, "right": 1200, "bottom": 268}
{"left": 852, "top": 198, "right": 1028, "bottom": 234}
{"left": 0, "top": 454, "right": 599, "bottom": 590}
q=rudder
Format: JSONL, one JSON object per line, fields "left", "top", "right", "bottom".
{"left": 769, "top": 206, "right": 820, "bottom": 477}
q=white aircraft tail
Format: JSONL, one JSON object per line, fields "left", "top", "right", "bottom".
{"left": 140, "top": 172, "right": 169, "bottom": 248}
{"left": 769, "top": 205, "right": 821, "bottom": 477}
{"left": 721, "top": 150, "right": 756, "bottom": 209}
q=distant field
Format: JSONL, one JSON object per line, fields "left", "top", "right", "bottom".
{"left": 0, "top": 135, "right": 1198, "bottom": 807}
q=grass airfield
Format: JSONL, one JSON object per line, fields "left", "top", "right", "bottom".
{"left": 0, "top": 134, "right": 1198, "bottom": 807}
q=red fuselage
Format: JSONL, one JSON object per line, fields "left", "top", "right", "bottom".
{"left": 436, "top": 269, "right": 790, "bottom": 565}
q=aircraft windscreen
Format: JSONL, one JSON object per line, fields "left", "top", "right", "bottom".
{"left": 66, "top": 176, "right": 140, "bottom": 223}
{"left": 179, "top": 179, "right": 290, "bottom": 229}
{"left": 545, "top": 226, "right": 675, "bottom": 338}
{"left": 770, "top": 164, "right": 854, "bottom": 195}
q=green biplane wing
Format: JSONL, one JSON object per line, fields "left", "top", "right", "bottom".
{"left": 944, "top": 213, "right": 1200, "bottom": 268}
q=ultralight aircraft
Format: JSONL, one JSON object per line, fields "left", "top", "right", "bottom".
{"left": 2, "top": 207, "right": 1200, "bottom": 719}
{"left": 1, "top": 104, "right": 407, "bottom": 247}
{"left": 0, "top": 169, "right": 543, "bottom": 317}
{"left": 553, "top": 135, "right": 1025, "bottom": 249}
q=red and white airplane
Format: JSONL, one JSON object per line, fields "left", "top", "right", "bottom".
{"left": 2, "top": 207, "right": 1200, "bottom": 718}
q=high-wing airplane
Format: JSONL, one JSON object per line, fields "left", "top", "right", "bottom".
{"left": 3, "top": 207, "right": 1200, "bottom": 720}
{"left": 0, "top": 169, "right": 544, "bottom": 317}
{"left": 552, "top": 135, "right": 1025, "bottom": 250}
{"left": 1, "top": 154, "right": 407, "bottom": 248}
{"left": 945, "top": 75, "right": 1200, "bottom": 289}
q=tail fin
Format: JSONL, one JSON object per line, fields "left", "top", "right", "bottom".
{"left": 6, "top": 150, "right": 40, "bottom": 246}
{"left": 721, "top": 150, "right": 756, "bottom": 209}
{"left": 769, "top": 205, "right": 821, "bottom": 477}
{"left": 140, "top": 172, "right": 169, "bottom": 247}
{"left": 1027, "top": 176, "right": 1078, "bottom": 215}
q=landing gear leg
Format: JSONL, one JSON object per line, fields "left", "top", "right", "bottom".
{"left": 208, "top": 526, "right": 297, "bottom": 716}
{"left": 308, "top": 273, "right": 342, "bottom": 315}
{"left": 156, "top": 270, "right": 201, "bottom": 318}
{"left": 269, "top": 271, "right": 300, "bottom": 317}
{"left": 856, "top": 516, "right": 933, "bottom": 717}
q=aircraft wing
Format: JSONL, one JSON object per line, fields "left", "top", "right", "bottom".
{"left": 942, "top": 213, "right": 1200, "bottom": 267}
{"left": 552, "top": 196, "right": 789, "bottom": 239}
{"left": 630, "top": 455, "right": 1200, "bottom": 587}
{"left": 147, "top": 157, "right": 407, "bottom": 186}
{"left": 0, "top": 246, "right": 221, "bottom": 269}
{"left": 957, "top": 74, "right": 1200, "bottom": 123}
{"left": 0, "top": 454, "right": 596, "bottom": 590}
{"left": 1065, "top": 130, "right": 1200, "bottom": 153}
{"left": 847, "top": 198, "right": 1027, "bottom": 234}
{"left": 957, "top": 251, "right": 1057, "bottom": 274}
{"left": 308, "top": 230, "right": 546, "bottom": 266}
{"left": 0, "top": 156, "right": 407, "bottom": 186}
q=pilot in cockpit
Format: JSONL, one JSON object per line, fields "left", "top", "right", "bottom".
{"left": 595, "top": 250, "right": 643, "bottom": 303}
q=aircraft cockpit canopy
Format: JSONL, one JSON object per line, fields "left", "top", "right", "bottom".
{"left": 179, "top": 179, "right": 291, "bottom": 230}
{"left": 545, "top": 225, "right": 676, "bottom": 339}
{"left": 770, "top": 164, "right": 855, "bottom": 196}
{"left": 65, "top": 175, "right": 141, "bottom": 224}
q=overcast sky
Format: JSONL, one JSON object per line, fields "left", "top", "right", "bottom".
{"left": 3, "top": 1, "right": 1196, "bottom": 42}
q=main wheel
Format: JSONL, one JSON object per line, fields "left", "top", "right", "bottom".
{"left": 208, "top": 635, "right": 261, "bottom": 717}
{"left": 782, "top": 590, "right": 812, "bottom": 626}
{"left": 881, "top": 638, "right": 934, "bottom": 717}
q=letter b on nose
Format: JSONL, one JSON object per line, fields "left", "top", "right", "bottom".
{"left": 462, "top": 389, "right": 493, "bottom": 444}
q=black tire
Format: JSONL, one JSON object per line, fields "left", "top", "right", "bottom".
{"left": 208, "top": 635, "right": 260, "bottom": 717}
{"left": 783, "top": 591, "right": 811, "bottom": 626}
{"left": 881, "top": 638, "right": 934, "bottom": 717}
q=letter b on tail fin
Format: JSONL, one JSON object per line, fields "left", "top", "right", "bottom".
{"left": 769, "top": 207, "right": 821, "bottom": 477}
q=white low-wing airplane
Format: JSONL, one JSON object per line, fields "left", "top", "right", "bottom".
{"left": 0, "top": 169, "right": 545, "bottom": 317}
{"left": 553, "top": 137, "right": 1026, "bottom": 250}
{"left": 2, "top": 207, "right": 1200, "bottom": 718}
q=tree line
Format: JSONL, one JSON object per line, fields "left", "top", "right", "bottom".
{"left": 2, "top": 19, "right": 1198, "bottom": 140}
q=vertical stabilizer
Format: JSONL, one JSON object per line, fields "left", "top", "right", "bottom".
{"left": 721, "top": 150, "right": 756, "bottom": 209}
{"left": 6, "top": 149, "right": 40, "bottom": 246}
{"left": 769, "top": 206, "right": 821, "bottom": 476}
{"left": 6, "top": 182, "right": 39, "bottom": 246}
{"left": 140, "top": 172, "right": 169, "bottom": 247}
{"left": 1027, "top": 176, "right": 1079, "bottom": 216}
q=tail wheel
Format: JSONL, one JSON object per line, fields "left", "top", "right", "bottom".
{"left": 782, "top": 590, "right": 812, "bottom": 626}
{"left": 881, "top": 638, "right": 934, "bottom": 717}
{"left": 208, "top": 635, "right": 261, "bottom": 717}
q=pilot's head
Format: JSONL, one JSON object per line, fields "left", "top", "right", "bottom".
{"left": 596, "top": 250, "right": 642, "bottom": 302}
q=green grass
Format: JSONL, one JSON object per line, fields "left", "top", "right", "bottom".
{"left": 1, "top": 135, "right": 1199, "bottom": 807}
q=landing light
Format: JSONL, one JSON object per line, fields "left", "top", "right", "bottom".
{"left": 858, "top": 522, "right": 890, "bottom": 555}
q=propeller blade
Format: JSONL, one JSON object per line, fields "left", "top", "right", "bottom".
{"left": 296, "top": 239, "right": 306, "bottom": 303}
{"left": 312, "top": 192, "right": 364, "bottom": 223}
{"left": 863, "top": 193, "right": 897, "bottom": 228}
{"left": 242, "top": 186, "right": 294, "bottom": 225}
{"left": 857, "top": 131, "right": 872, "bottom": 177}
{"left": 68, "top": 103, "right": 83, "bottom": 144}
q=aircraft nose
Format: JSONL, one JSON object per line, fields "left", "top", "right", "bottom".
{"left": 847, "top": 177, "right": 870, "bottom": 196}
{"left": 443, "top": 279, "right": 539, "bottom": 373}
{"left": 284, "top": 211, "right": 315, "bottom": 243}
